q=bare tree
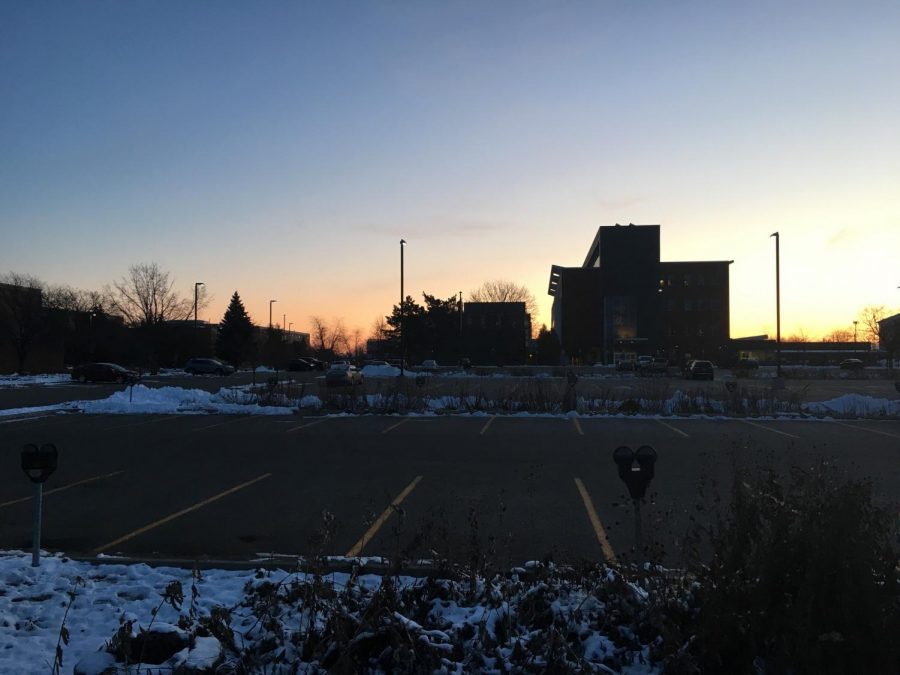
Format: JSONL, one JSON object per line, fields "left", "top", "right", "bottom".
{"left": 857, "top": 305, "right": 887, "bottom": 345}
{"left": 106, "top": 263, "right": 206, "bottom": 327}
{"left": 822, "top": 328, "right": 853, "bottom": 342}
{"left": 469, "top": 279, "right": 538, "bottom": 336}
{"left": 784, "top": 329, "right": 809, "bottom": 342}
{"left": 309, "top": 316, "right": 348, "bottom": 356}
{"left": 0, "top": 272, "right": 45, "bottom": 372}
{"left": 370, "top": 315, "right": 389, "bottom": 341}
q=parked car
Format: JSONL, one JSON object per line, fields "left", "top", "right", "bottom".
{"left": 652, "top": 357, "right": 669, "bottom": 374}
{"left": 839, "top": 358, "right": 864, "bottom": 370}
{"left": 636, "top": 356, "right": 653, "bottom": 371}
{"left": 303, "top": 357, "right": 326, "bottom": 371}
{"left": 685, "top": 359, "right": 715, "bottom": 380}
{"left": 71, "top": 362, "right": 140, "bottom": 384}
{"left": 184, "top": 358, "right": 235, "bottom": 376}
{"left": 287, "top": 358, "right": 315, "bottom": 372}
{"left": 325, "top": 363, "right": 364, "bottom": 386}
{"left": 420, "top": 359, "right": 439, "bottom": 370}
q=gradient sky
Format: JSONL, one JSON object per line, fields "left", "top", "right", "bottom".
{"left": 2, "top": 1, "right": 898, "bottom": 340}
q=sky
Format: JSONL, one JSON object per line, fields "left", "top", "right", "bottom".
{"left": 1, "top": 0, "right": 898, "bottom": 341}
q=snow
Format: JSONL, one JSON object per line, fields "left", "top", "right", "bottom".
{"left": 79, "top": 384, "right": 295, "bottom": 415}
{"left": 0, "top": 551, "right": 660, "bottom": 674}
{"left": 360, "top": 364, "right": 400, "bottom": 377}
{"left": 804, "top": 393, "right": 900, "bottom": 417}
{"left": 0, "top": 373, "right": 72, "bottom": 388}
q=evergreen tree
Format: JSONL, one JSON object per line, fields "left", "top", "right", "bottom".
{"left": 216, "top": 292, "right": 256, "bottom": 367}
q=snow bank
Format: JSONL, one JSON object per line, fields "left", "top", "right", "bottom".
{"left": 803, "top": 393, "right": 900, "bottom": 417}
{"left": 79, "top": 385, "right": 294, "bottom": 415}
{"left": 0, "top": 373, "right": 72, "bottom": 388}
{"left": 361, "top": 364, "right": 400, "bottom": 377}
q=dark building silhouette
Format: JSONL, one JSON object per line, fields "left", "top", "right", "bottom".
{"left": 463, "top": 301, "right": 530, "bottom": 365}
{"left": 548, "top": 224, "right": 732, "bottom": 365}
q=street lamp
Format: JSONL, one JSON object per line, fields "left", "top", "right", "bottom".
{"left": 770, "top": 232, "right": 781, "bottom": 377}
{"left": 400, "top": 239, "right": 406, "bottom": 376}
{"left": 269, "top": 299, "right": 277, "bottom": 328}
{"left": 853, "top": 320, "right": 858, "bottom": 344}
{"left": 194, "top": 282, "right": 204, "bottom": 329}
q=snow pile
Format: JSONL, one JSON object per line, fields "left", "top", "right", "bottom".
{"left": 79, "top": 385, "right": 295, "bottom": 415}
{"left": 0, "top": 552, "right": 661, "bottom": 674}
{"left": 0, "top": 373, "right": 72, "bottom": 388}
{"left": 361, "top": 364, "right": 401, "bottom": 377}
{"left": 803, "top": 393, "right": 900, "bottom": 417}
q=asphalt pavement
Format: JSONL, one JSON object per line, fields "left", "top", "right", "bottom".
{"left": 2, "top": 411, "right": 897, "bottom": 568}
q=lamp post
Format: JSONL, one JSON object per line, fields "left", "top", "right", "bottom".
{"left": 770, "top": 232, "right": 781, "bottom": 377}
{"left": 194, "top": 282, "right": 204, "bottom": 329}
{"left": 400, "top": 239, "right": 406, "bottom": 376}
{"left": 853, "top": 320, "right": 858, "bottom": 344}
{"left": 269, "top": 299, "right": 277, "bottom": 328}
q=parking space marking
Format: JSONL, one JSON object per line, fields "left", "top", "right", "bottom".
{"left": 655, "top": 419, "right": 690, "bottom": 438}
{"left": 104, "top": 414, "right": 179, "bottom": 431}
{"left": 739, "top": 419, "right": 799, "bottom": 439}
{"left": 345, "top": 475, "right": 423, "bottom": 557}
{"left": 93, "top": 472, "right": 272, "bottom": 553}
{"left": 573, "top": 418, "right": 584, "bottom": 436}
{"left": 573, "top": 478, "right": 617, "bottom": 564}
{"left": 285, "top": 417, "right": 330, "bottom": 433}
{"left": 1, "top": 470, "right": 125, "bottom": 508}
{"left": 479, "top": 416, "right": 496, "bottom": 435}
{"left": 192, "top": 415, "right": 251, "bottom": 432}
{"left": 0, "top": 414, "right": 55, "bottom": 425}
{"left": 382, "top": 418, "right": 411, "bottom": 434}
{"left": 828, "top": 420, "right": 900, "bottom": 440}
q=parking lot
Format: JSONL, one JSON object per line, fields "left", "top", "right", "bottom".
{"left": 2, "top": 409, "right": 898, "bottom": 567}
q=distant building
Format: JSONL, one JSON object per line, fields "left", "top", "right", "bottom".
{"left": 879, "top": 312, "right": 900, "bottom": 363}
{"left": 463, "top": 301, "right": 530, "bottom": 365}
{"left": 549, "top": 224, "right": 732, "bottom": 365}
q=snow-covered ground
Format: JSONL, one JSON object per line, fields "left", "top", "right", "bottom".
{"left": 0, "top": 373, "right": 72, "bottom": 388}
{"left": 0, "top": 551, "right": 658, "bottom": 674}
{"left": 2, "top": 382, "right": 898, "bottom": 419}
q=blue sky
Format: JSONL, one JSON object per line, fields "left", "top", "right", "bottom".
{"left": 2, "top": 1, "right": 898, "bottom": 338}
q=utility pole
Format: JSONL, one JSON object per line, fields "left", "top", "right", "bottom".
{"left": 269, "top": 299, "right": 277, "bottom": 328}
{"left": 770, "top": 232, "right": 781, "bottom": 377}
{"left": 400, "top": 239, "right": 406, "bottom": 376}
{"left": 194, "top": 282, "right": 204, "bottom": 329}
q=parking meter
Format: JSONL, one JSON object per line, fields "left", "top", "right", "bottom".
{"left": 612, "top": 445, "right": 657, "bottom": 500}
{"left": 613, "top": 445, "right": 658, "bottom": 562}
{"left": 21, "top": 443, "right": 57, "bottom": 567}
{"left": 21, "top": 443, "right": 57, "bottom": 483}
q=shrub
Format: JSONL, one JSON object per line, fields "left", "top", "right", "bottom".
{"left": 683, "top": 462, "right": 900, "bottom": 674}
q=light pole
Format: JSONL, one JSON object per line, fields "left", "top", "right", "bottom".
{"left": 400, "top": 239, "right": 406, "bottom": 376}
{"left": 194, "top": 282, "right": 204, "bottom": 329}
{"left": 283, "top": 313, "right": 286, "bottom": 331}
{"left": 269, "top": 299, "right": 277, "bottom": 328}
{"left": 770, "top": 232, "right": 781, "bottom": 377}
{"left": 853, "top": 320, "right": 858, "bottom": 344}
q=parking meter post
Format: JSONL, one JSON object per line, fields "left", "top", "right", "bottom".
{"left": 632, "top": 498, "right": 642, "bottom": 564}
{"left": 31, "top": 483, "right": 43, "bottom": 567}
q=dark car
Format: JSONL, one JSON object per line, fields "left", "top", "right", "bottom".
{"left": 839, "top": 358, "right": 864, "bottom": 370}
{"left": 686, "top": 359, "right": 714, "bottom": 380}
{"left": 651, "top": 357, "right": 669, "bottom": 374}
{"left": 184, "top": 358, "right": 235, "bottom": 376}
{"left": 71, "top": 362, "right": 140, "bottom": 384}
{"left": 302, "top": 357, "right": 327, "bottom": 371}
{"left": 324, "top": 363, "right": 364, "bottom": 386}
{"left": 287, "top": 358, "right": 315, "bottom": 372}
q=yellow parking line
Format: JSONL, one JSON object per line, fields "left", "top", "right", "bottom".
{"left": 285, "top": 417, "right": 330, "bottom": 433}
{"left": 382, "top": 418, "right": 411, "bottom": 434}
{"left": 346, "top": 475, "right": 423, "bottom": 557}
{"left": 655, "top": 418, "right": 690, "bottom": 438}
{"left": 739, "top": 419, "right": 799, "bottom": 439}
{"left": 574, "top": 478, "right": 617, "bottom": 564}
{"left": 192, "top": 415, "right": 250, "bottom": 431}
{"left": 828, "top": 420, "right": 900, "bottom": 440}
{"left": 0, "top": 471, "right": 124, "bottom": 508}
{"left": 573, "top": 418, "right": 584, "bottom": 436}
{"left": 479, "top": 416, "right": 495, "bottom": 435}
{"left": 104, "top": 414, "right": 179, "bottom": 431}
{"left": 93, "top": 473, "right": 272, "bottom": 553}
